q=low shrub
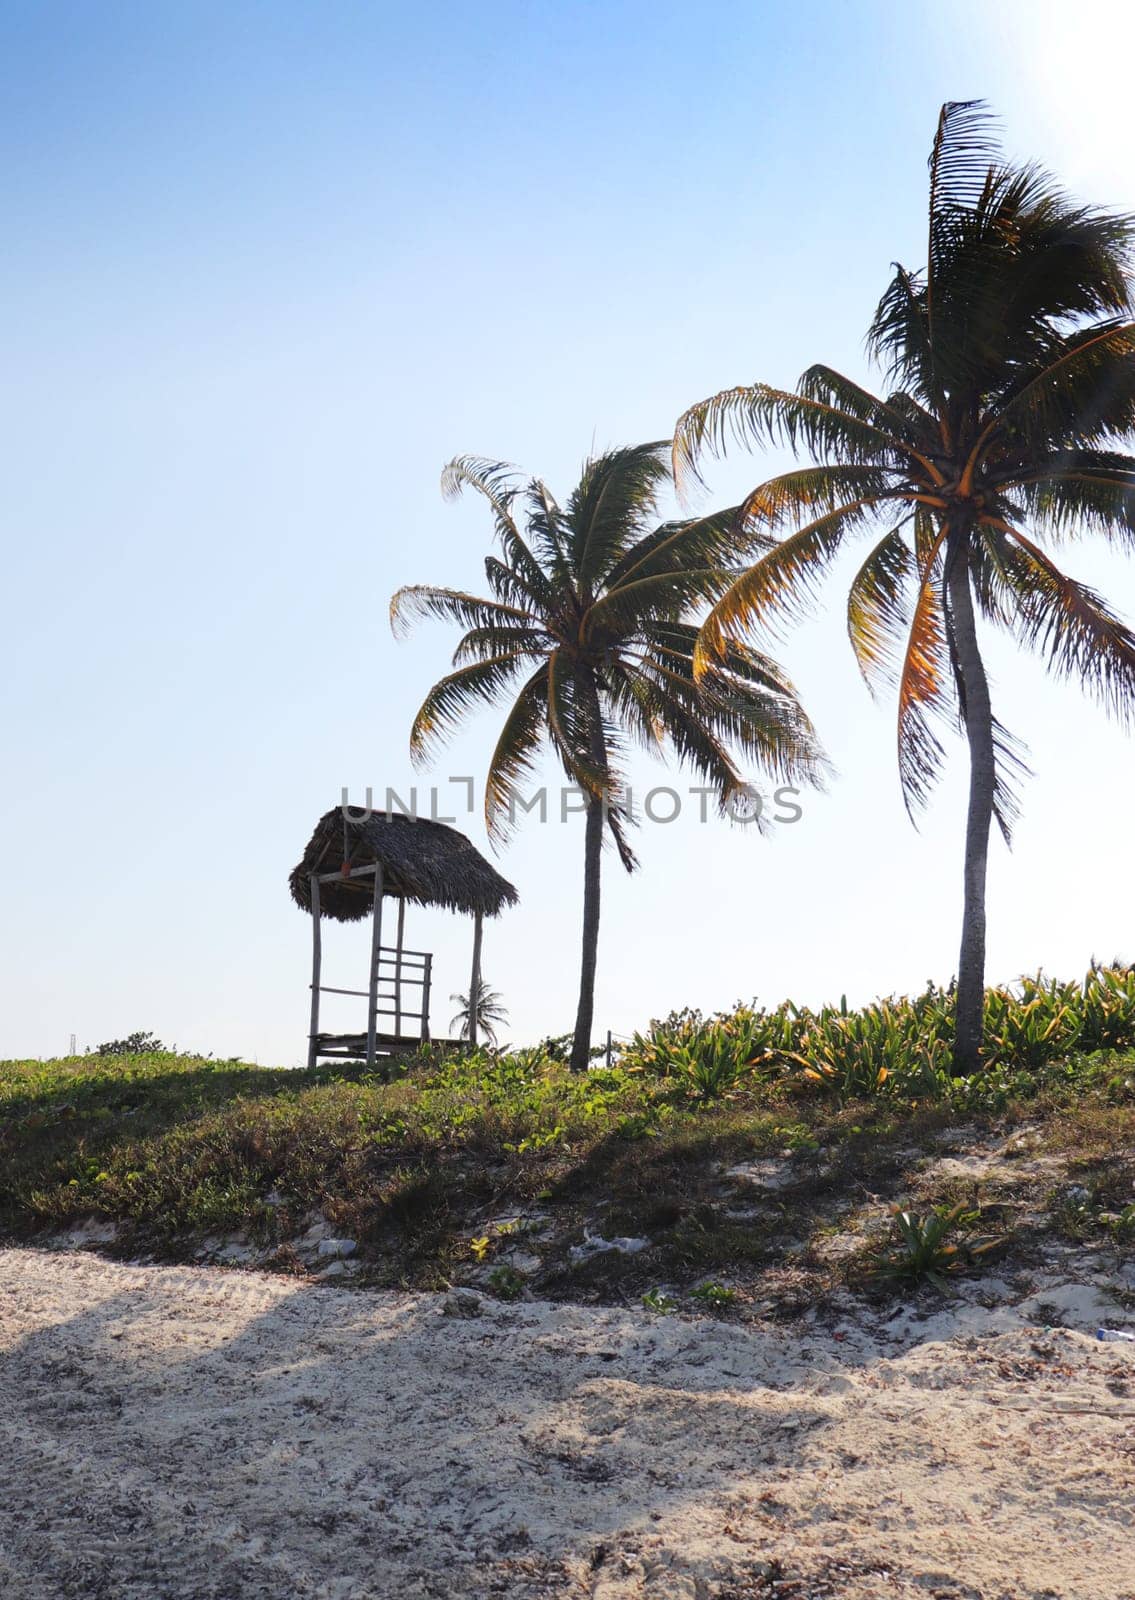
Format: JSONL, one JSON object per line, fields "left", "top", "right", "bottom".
{"left": 620, "top": 964, "right": 1135, "bottom": 1104}
{"left": 866, "top": 1203, "right": 1004, "bottom": 1291}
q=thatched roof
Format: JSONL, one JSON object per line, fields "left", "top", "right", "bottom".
{"left": 289, "top": 807, "right": 518, "bottom": 923}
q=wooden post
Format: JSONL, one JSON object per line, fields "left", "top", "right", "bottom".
{"left": 366, "top": 865, "right": 385, "bottom": 1069}
{"left": 468, "top": 911, "right": 483, "bottom": 1048}
{"left": 605, "top": 1029, "right": 612, "bottom": 1069}
{"left": 308, "top": 874, "right": 322, "bottom": 1070}
{"left": 421, "top": 954, "right": 432, "bottom": 1042}
{"left": 393, "top": 897, "right": 406, "bottom": 1039}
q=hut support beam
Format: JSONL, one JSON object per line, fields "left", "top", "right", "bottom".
{"left": 308, "top": 874, "right": 322, "bottom": 1070}
{"left": 366, "top": 865, "right": 385, "bottom": 1069}
{"left": 421, "top": 953, "right": 432, "bottom": 1042}
{"left": 468, "top": 911, "right": 483, "bottom": 1048}
{"left": 394, "top": 898, "right": 406, "bottom": 1037}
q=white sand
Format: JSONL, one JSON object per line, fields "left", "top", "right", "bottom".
{"left": 2, "top": 1248, "right": 1134, "bottom": 1599}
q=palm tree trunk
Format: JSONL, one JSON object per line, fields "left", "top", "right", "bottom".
{"left": 569, "top": 791, "right": 603, "bottom": 1073}
{"left": 946, "top": 539, "right": 995, "bottom": 1074}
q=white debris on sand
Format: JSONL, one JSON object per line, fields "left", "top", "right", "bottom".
{"left": 1, "top": 1249, "right": 1134, "bottom": 1599}
{"left": 315, "top": 1237, "right": 357, "bottom": 1258}
{"left": 568, "top": 1231, "right": 651, "bottom": 1264}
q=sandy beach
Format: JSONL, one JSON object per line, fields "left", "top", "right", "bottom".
{"left": 1, "top": 1249, "right": 1133, "bottom": 1599}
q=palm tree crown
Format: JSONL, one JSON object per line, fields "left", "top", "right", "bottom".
{"left": 674, "top": 101, "right": 1135, "bottom": 1069}
{"left": 393, "top": 443, "right": 823, "bottom": 853}
{"left": 392, "top": 441, "right": 826, "bottom": 1069}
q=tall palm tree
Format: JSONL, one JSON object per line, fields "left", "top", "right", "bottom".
{"left": 391, "top": 442, "right": 825, "bottom": 1072}
{"left": 674, "top": 102, "right": 1135, "bottom": 1073}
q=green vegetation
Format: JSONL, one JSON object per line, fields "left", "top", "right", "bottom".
{"left": 866, "top": 1203, "right": 1004, "bottom": 1292}
{"left": 689, "top": 1281, "right": 739, "bottom": 1308}
{"left": 4, "top": 965, "right": 1135, "bottom": 1306}
{"left": 95, "top": 1031, "right": 167, "bottom": 1056}
{"left": 674, "top": 102, "right": 1135, "bottom": 1074}
{"left": 486, "top": 1264, "right": 526, "bottom": 1301}
{"left": 623, "top": 965, "right": 1135, "bottom": 1105}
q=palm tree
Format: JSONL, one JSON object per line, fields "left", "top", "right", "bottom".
{"left": 450, "top": 978, "right": 509, "bottom": 1050}
{"left": 674, "top": 102, "right": 1135, "bottom": 1073}
{"left": 391, "top": 442, "right": 825, "bottom": 1072}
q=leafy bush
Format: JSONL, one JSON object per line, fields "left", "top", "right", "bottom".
{"left": 982, "top": 976, "right": 1080, "bottom": 1070}
{"left": 789, "top": 995, "right": 953, "bottom": 1099}
{"left": 1077, "top": 964, "right": 1135, "bottom": 1052}
{"left": 622, "top": 1004, "right": 793, "bottom": 1101}
{"left": 620, "top": 965, "right": 1135, "bottom": 1103}
{"left": 650, "top": 1029, "right": 759, "bottom": 1102}
{"left": 95, "top": 1031, "right": 165, "bottom": 1056}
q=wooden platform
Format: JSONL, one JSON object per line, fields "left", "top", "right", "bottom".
{"left": 312, "top": 1032, "right": 455, "bottom": 1061}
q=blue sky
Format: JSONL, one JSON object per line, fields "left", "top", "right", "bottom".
{"left": 2, "top": 0, "right": 1133, "bottom": 1062}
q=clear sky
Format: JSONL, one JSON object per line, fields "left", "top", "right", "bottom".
{"left": 2, "top": 0, "right": 1133, "bottom": 1063}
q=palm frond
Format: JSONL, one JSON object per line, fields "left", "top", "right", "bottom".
{"left": 973, "top": 321, "right": 1135, "bottom": 463}
{"left": 991, "top": 527, "right": 1135, "bottom": 723}
{"left": 649, "top": 621, "right": 801, "bottom": 697}
{"left": 737, "top": 464, "right": 901, "bottom": 536}
{"left": 797, "top": 365, "right": 934, "bottom": 447}
{"left": 673, "top": 383, "right": 918, "bottom": 495}
{"left": 439, "top": 459, "right": 557, "bottom": 608}
{"left": 925, "top": 101, "right": 1000, "bottom": 365}
{"left": 408, "top": 653, "right": 530, "bottom": 765}
{"left": 440, "top": 457, "right": 544, "bottom": 589}
{"left": 581, "top": 566, "right": 731, "bottom": 639}
{"left": 483, "top": 552, "right": 554, "bottom": 612}
{"left": 440, "top": 455, "right": 522, "bottom": 525}
{"left": 605, "top": 503, "right": 764, "bottom": 589}
{"left": 390, "top": 585, "right": 532, "bottom": 639}
{"left": 451, "top": 623, "right": 549, "bottom": 666}
{"left": 1014, "top": 451, "right": 1135, "bottom": 548}
{"left": 604, "top": 802, "right": 640, "bottom": 873}
{"left": 631, "top": 630, "right": 826, "bottom": 788}
{"left": 483, "top": 665, "right": 550, "bottom": 841}
{"left": 567, "top": 441, "right": 670, "bottom": 588}
{"left": 988, "top": 717, "right": 1031, "bottom": 843}
{"left": 992, "top": 190, "right": 1134, "bottom": 328}
{"left": 928, "top": 99, "right": 1000, "bottom": 216}
{"left": 896, "top": 553, "right": 951, "bottom": 819}
{"left": 523, "top": 478, "right": 574, "bottom": 583}
{"left": 867, "top": 265, "right": 937, "bottom": 400}
{"left": 546, "top": 651, "right": 610, "bottom": 795}
{"left": 846, "top": 525, "right": 917, "bottom": 695}
{"left": 695, "top": 493, "right": 891, "bottom": 666}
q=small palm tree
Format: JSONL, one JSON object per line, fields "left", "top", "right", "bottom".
{"left": 392, "top": 442, "right": 825, "bottom": 1072}
{"left": 674, "top": 103, "right": 1135, "bottom": 1072}
{"left": 450, "top": 979, "right": 508, "bottom": 1049}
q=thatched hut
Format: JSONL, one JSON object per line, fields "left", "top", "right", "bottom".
{"left": 290, "top": 806, "right": 518, "bottom": 1067}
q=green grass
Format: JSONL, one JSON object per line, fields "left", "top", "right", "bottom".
{"left": 3, "top": 970, "right": 1135, "bottom": 1301}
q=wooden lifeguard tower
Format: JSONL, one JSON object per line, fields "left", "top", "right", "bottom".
{"left": 290, "top": 806, "right": 518, "bottom": 1068}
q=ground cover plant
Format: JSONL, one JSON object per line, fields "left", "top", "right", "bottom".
{"left": 2, "top": 964, "right": 1133, "bottom": 1307}
{"left": 866, "top": 1202, "right": 1004, "bottom": 1291}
